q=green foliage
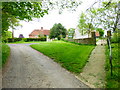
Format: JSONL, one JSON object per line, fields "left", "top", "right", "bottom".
{"left": 2, "top": 1, "right": 81, "bottom": 41}
{"left": 30, "top": 41, "right": 94, "bottom": 73}
{"left": 1, "top": 44, "right": 10, "bottom": 67}
{"left": 4, "top": 38, "right": 46, "bottom": 43}
{"left": 105, "top": 43, "right": 119, "bottom": 88}
{"left": 77, "top": 1, "right": 118, "bottom": 37}
{"left": 78, "top": 12, "right": 94, "bottom": 37}
{"left": 111, "top": 32, "right": 119, "bottom": 43}
{"left": 68, "top": 28, "right": 75, "bottom": 39}
{"left": 2, "top": 2, "right": 47, "bottom": 32}
{"left": 2, "top": 31, "right": 12, "bottom": 42}
{"left": 22, "top": 38, "right": 27, "bottom": 42}
{"left": 78, "top": 12, "right": 87, "bottom": 35}
{"left": 96, "top": 28, "right": 104, "bottom": 37}
{"left": 95, "top": 1, "right": 118, "bottom": 31}
{"left": 1, "top": 1, "right": 82, "bottom": 43}
{"left": 49, "top": 23, "right": 67, "bottom": 40}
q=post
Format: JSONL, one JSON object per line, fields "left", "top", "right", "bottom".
{"left": 91, "top": 31, "right": 96, "bottom": 45}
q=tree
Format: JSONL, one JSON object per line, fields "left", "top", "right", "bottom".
{"left": 96, "top": 1, "right": 118, "bottom": 32}
{"left": 77, "top": 1, "right": 118, "bottom": 38}
{"left": 2, "top": 31, "right": 12, "bottom": 42}
{"left": 78, "top": 12, "right": 94, "bottom": 37}
{"left": 68, "top": 28, "right": 75, "bottom": 39}
{"left": 78, "top": 12, "right": 87, "bottom": 35}
{"left": 2, "top": 2, "right": 48, "bottom": 34}
{"left": 49, "top": 23, "right": 67, "bottom": 40}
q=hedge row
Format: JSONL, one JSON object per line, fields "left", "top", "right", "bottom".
{"left": 4, "top": 37, "right": 46, "bottom": 43}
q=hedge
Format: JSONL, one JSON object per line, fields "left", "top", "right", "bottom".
{"left": 4, "top": 37, "right": 46, "bottom": 43}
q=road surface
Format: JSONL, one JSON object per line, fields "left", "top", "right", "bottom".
{"left": 2, "top": 44, "right": 89, "bottom": 88}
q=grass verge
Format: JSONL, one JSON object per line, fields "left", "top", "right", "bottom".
{"left": 30, "top": 41, "right": 95, "bottom": 74}
{"left": 1, "top": 44, "right": 10, "bottom": 67}
{"left": 105, "top": 43, "right": 119, "bottom": 88}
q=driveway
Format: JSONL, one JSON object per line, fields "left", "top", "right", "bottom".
{"left": 2, "top": 43, "right": 89, "bottom": 88}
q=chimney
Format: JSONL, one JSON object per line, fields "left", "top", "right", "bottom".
{"left": 41, "top": 27, "right": 43, "bottom": 30}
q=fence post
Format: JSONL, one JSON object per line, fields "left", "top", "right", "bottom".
{"left": 91, "top": 31, "right": 96, "bottom": 45}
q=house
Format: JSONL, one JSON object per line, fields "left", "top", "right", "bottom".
{"left": 29, "top": 27, "right": 50, "bottom": 38}
{"left": 19, "top": 34, "right": 24, "bottom": 38}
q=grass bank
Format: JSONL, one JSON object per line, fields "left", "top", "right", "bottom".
{"left": 30, "top": 41, "right": 95, "bottom": 74}
{"left": 105, "top": 43, "right": 119, "bottom": 88}
{"left": 1, "top": 44, "right": 10, "bottom": 67}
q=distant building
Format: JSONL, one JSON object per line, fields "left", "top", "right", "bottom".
{"left": 29, "top": 27, "right": 50, "bottom": 38}
{"left": 19, "top": 34, "right": 24, "bottom": 38}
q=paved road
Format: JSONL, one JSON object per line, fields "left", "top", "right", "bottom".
{"left": 2, "top": 44, "right": 89, "bottom": 88}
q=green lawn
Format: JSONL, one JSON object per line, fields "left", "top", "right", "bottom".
{"left": 105, "top": 43, "right": 119, "bottom": 88}
{"left": 30, "top": 41, "right": 95, "bottom": 74}
{"left": 1, "top": 44, "right": 10, "bottom": 67}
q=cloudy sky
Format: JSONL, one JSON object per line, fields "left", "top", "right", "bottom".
{"left": 9, "top": 0, "right": 98, "bottom": 38}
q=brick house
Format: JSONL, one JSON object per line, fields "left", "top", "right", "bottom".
{"left": 29, "top": 27, "right": 50, "bottom": 38}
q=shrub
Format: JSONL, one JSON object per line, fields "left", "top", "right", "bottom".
{"left": 2, "top": 44, "right": 10, "bottom": 67}
{"left": 22, "top": 38, "right": 27, "bottom": 42}
{"left": 111, "top": 33, "right": 118, "bottom": 43}
{"left": 7, "top": 37, "right": 46, "bottom": 43}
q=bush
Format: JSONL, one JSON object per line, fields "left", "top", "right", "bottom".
{"left": 105, "top": 43, "right": 119, "bottom": 88}
{"left": 2, "top": 44, "right": 10, "bottom": 67}
{"left": 22, "top": 38, "right": 27, "bottom": 42}
{"left": 6, "top": 37, "right": 46, "bottom": 43}
{"left": 111, "top": 33, "right": 118, "bottom": 43}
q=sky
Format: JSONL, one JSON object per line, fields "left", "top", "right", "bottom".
{"left": 9, "top": 0, "right": 98, "bottom": 38}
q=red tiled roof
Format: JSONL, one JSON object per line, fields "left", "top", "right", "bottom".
{"left": 29, "top": 29, "right": 50, "bottom": 36}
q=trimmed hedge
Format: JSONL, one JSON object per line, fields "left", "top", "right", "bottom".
{"left": 4, "top": 37, "right": 46, "bottom": 43}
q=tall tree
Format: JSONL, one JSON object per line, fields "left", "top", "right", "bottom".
{"left": 78, "top": 12, "right": 94, "bottom": 37}
{"left": 78, "top": 12, "right": 87, "bottom": 35}
{"left": 68, "top": 28, "right": 75, "bottom": 39}
{"left": 49, "top": 23, "right": 67, "bottom": 40}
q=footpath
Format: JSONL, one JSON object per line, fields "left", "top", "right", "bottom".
{"left": 77, "top": 39, "right": 107, "bottom": 88}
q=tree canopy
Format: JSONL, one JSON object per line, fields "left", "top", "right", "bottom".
{"left": 77, "top": 1, "right": 119, "bottom": 37}
{"left": 49, "top": 23, "right": 67, "bottom": 40}
{"left": 68, "top": 28, "right": 75, "bottom": 39}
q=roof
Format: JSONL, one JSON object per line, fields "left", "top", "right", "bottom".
{"left": 29, "top": 29, "right": 50, "bottom": 36}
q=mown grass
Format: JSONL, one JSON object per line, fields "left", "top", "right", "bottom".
{"left": 1, "top": 44, "right": 10, "bottom": 67}
{"left": 30, "top": 41, "right": 95, "bottom": 74}
{"left": 105, "top": 43, "right": 119, "bottom": 88}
